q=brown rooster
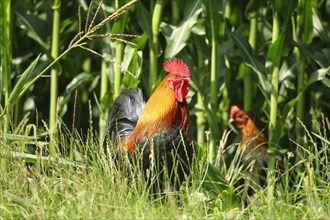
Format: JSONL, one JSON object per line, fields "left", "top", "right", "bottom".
{"left": 230, "top": 105, "right": 268, "bottom": 192}
{"left": 104, "top": 58, "right": 193, "bottom": 189}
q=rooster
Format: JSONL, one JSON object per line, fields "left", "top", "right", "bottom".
{"left": 230, "top": 105, "right": 268, "bottom": 193}
{"left": 104, "top": 58, "right": 193, "bottom": 189}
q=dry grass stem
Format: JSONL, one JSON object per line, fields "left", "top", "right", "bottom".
{"left": 77, "top": 45, "right": 135, "bottom": 77}
{"left": 107, "top": 37, "right": 137, "bottom": 46}
{"left": 77, "top": 44, "right": 104, "bottom": 57}
{"left": 90, "top": 0, "right": 139, "bottom": 34}
{"left": 215, "top": 130, "right": 231, "bottom": 169}
{"left": 78, "top": 6, "right": 82, "bottom": 34}
{"left": 88, "top": 0, "right": 104, "bottom": 32}
{"left": 69, "top": 31, "right": 84, "bottom": 48}
{"left": 85, "top": 0, "right": 95, "bottom": 33}
{"left": 89, "top": 33, "right": 139, "bottom": 38}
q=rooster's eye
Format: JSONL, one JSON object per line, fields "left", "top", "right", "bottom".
{"left": 172, "top": 74, "right": 180, "bottom": 79}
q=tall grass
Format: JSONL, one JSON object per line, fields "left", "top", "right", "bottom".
{"left": 0, "top": 107, "right": 215, "bottom": 218}
{"left": 1, "top": 110, "right": 329, "bottom": 218}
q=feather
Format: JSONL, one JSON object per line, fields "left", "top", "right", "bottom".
{"left": 104, "top": 88, "right": 145, "bottom": 146}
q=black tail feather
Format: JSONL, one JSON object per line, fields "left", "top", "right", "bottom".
{"left": 103, "top": 88, "right": 145, "bottom": 148}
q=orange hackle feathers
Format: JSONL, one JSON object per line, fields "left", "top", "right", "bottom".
{"left": 122, "top": 58, "right": 191, "bottom": 152}
{"left": 230, "top": 105, "right": 267, "bottom": 152}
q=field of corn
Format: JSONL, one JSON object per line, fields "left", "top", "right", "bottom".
{"left": 1, "top": 0, "right": 330, "bottom": 219}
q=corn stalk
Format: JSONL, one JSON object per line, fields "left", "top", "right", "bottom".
{"left": 0, "top": 0, "right": 12, "bottom": 134}
{"left": 294, "top": 0, "right": 315, "bottom": 143}
{"left": 267, "top": 10, "right": 279, "bottom": 210}
{"left": 267, "top": 0, "right": 297, "bottom": 211}
{"left": 99, "top": 60, "right": 108, "bottom": 141}
{"left": 196, "top": 50, "right": 206, "bottom": 145}
{"left": 244, "top": 9, "right": 258, "bottom": 111}
{"left": 49, "top": 0, "right": 61, "bottom": 154}
{"left": 0, "top": 0, "right": 11, "bottom": 173}
{"left": 204, "top": 0, "right": 222, "bottom": 164}
{"left": 113, "top": 1, "right": 130, "bottom": 98}
{"left": 149, "top": 0, "right": 164, "bottom": 93}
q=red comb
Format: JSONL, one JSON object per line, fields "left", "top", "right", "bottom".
{"left": 163, "top": 58, "right": 190, "bottom": 78}
{"left": 230, "top": 105, "right": 241, "bottom": 118}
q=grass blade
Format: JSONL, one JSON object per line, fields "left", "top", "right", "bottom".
{"left": 8, "top": 54, "right": 40, "bottom": 106}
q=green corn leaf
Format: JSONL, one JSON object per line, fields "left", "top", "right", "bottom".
{"left": 266, "top": 13, "right": 294, "bottom": 66}
{"left": 245, "top": 0, "right": 265, "bottom": 15}
{"left": 312, "top": 8, "right": 329, "bottom": 43}
{"left": 122, "top": 44, "right": 135, "bottom": 74}
{"left": 297, "top": 0, "right": 316, "bottom": 44}
{"left": 136, "top": 2, "right": 152, "bottom": 40}
{"left": 272, "top": 0, "right": 298, "bottom": 23}
{"left": 57, "top": 72, "right": 94, "bottom": 117}
{"left": 306, "top": 67, "right": 330, "bottom": 87}
{"left": 190, "top": 80, "right": 220, "bottom": 140}
{"left": 15, "top": 8, "right": 50, "bottom": 51}
{"left": 267, "top": 31, "right": 286, "bottom": 65}
{"left": 202, "top": 0, "right": 224, "bottom": 42}
{"left": 321, "top": 78, "right": 330, "bottom": 88}
{"left": 230, "top": 30, "right": 271, "bottom": 95}
{"left": 132, "top": 32, "right": 148, "bottom": 50}
{"left": 277, "top": 67, "right": 330, "bottom": 128}
{"left": 8, "top": 54, "right": 40, "bottom": 106}
{"left": 122, "top": 44, "right": 142, "bottom": 88}
{"left": 111, "top": 0, "right": 130, "bottom": 34}
{"left": 295, "top": 42, "right": 330, "bottom": 68}
{"left": 164, "top": 0, "right": 202, "bottom": 58}
{"left": 267, "top": 0, "right": 297, "bottom": 64}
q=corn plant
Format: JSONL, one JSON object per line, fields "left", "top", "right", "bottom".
{"left": 0, "top": 0, "right": 12, "bottom": 135}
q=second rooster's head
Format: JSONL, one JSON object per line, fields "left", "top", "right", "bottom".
{"left": 164, "top": 58, "right": 190, "bottom": 102}
{"left": 230, "top": 105, "right": 249, "bottom": 129}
